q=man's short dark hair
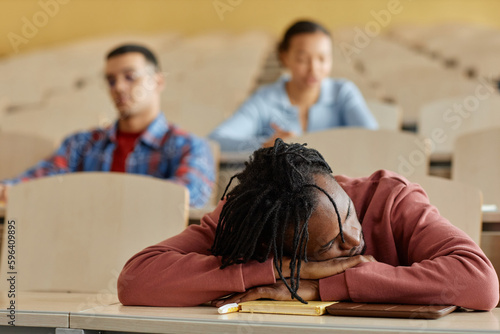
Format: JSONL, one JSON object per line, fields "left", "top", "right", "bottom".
{"left": 106, "top": 44, "right": 160, "bottom": 71}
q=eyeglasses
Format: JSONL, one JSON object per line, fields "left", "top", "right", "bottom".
{"left": 104, "top": 69, "right": 153, "bottom": 88}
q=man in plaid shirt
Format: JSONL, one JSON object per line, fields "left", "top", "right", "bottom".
{"left": 0, "top": 44, "right": 215, "bottom": 208}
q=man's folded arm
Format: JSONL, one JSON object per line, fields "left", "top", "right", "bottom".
{"left": 117, "top": 202, "right": 276, "bottom": 306}
{"left": 319, "top": 183, "right": 499, "bottom": 311}
{"left": 1, "top": 133, "right": 85, "bottom": 185}
{"left": 169, "top": 137, "right": 215, "bottom": 208}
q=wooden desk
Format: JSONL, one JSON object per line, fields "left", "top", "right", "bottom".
{"left": 0, "top": 291, "right": 119, "bottom": 328}
{"left": 483, "top": 210, "right": 500, "bottom": 224}
{"left": 219, "top": 151, "right": 252, "bottom": 164}
{"left": 189, "top": 205, "right": 216, "bottom": 223}
{"left": 70, "top": 304, "right": 500, "bottom": 334}
{"left": 0, "top": 288, "right": 497, "bottom": 334}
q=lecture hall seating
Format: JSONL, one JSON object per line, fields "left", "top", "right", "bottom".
{"left": 296, "top": 128, "right": 431, "bottom": 179}
{"left": 452, "top": 127, "right": 500, "bottom": 207}
{"left": 0, "top": 172, "right": 188, "bottom": 293}
{"left": 0, "top": 132, "right": 57, "bottom": 180}
{"left": 419, "top": 94, "right": 500, "bottom": 162}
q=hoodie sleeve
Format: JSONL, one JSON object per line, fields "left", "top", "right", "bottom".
{"left": 118, "top": 201, "right": 276, "bottom": 306}
{"left": 319, "top": 179, "right": 499, "bottom": 311}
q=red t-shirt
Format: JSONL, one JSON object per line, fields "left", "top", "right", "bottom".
{"left": 111, "top": 130, "right": 143, "bottom": 172}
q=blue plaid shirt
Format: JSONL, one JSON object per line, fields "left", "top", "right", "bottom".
{"left": 2, "top": 113, "right": 215, "bottom": 208}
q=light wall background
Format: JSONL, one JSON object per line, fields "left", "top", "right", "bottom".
{"left": 1, "top": 0, "right": 500, "bottom": 57}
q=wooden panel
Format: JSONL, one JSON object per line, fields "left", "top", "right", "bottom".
{"left": 481, "top": 231, "right": 500, "bottom": 307}
{"left": 0, "top": 132, "right": 57, "bottom": 180}
{"left": 419, "top": 96, "right": 500, "bottom": 160}
{"left": 296, "top": 128, "right": 431, "bottom": 179}
{"left": 160, "top": 31, "right": 273, "bottom": 137}
{"left": 411, "top": 176, "right": 482, "bottom": 245}
{"left": 366, "top": 100, "right": 402, "bottom": 131}
{"left": 453, "top": 127, "right": 500, "bottom": 206}
{"left": 0, "top": 172, "right": 188, "bottom": 294}
{"left": 1, "top": 84, "right": 116, "bottom": 146}
{"left": 381, "top": 65, "right": 478, "bottom": 125}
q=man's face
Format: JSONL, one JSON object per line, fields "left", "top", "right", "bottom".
{"left": 306, "top": 173, "right": 365, "bottom": 261}
{"left": 105, "top": 52, "right": 163, "bottom": 119}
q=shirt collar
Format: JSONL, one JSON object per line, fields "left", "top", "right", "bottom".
{"left": 107, "top": 113, "right": 169, "bottom": 149}
{"left": 276, "top": 75, "right": 334, "bottom": 108}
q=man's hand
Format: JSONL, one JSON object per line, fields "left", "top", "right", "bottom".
{"left": 275, "top": 255, "right": 377, "bottom": 279}
{"left": 262, "top": 123, "right": 295, "bottom": 148}
{"left": 0, "top": 184, "right": 10, "bottom": 203}
{"left": 213, "top": 256, "right": 377, "bottom": 307}
{"left": 213, "top": 279, "right": 319, "bottom": 307}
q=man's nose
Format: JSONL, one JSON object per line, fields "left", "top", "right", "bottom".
{"left": 112, "top": 76, "right": 128, "bottom": 93}
{"left": 339, "top": 220, "right": 361, "bottom": 250}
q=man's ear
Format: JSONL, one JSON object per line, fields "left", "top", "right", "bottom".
{"left": 155, "top": 72, "right": 165, "bottom": 92}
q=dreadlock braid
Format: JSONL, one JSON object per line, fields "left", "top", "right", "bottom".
{"left": 210, "top": 138, "right": 344, "bottom": 303}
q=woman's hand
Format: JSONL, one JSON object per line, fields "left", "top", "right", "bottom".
{"left": 262, "top": 123, "right": 295, "bottom": 148}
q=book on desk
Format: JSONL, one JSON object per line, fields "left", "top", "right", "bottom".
{"left": 237, "top": 300, "right": 457, "bottom": 319}
{"left": 239, "top": 300, "right": 336, "bottom": 316}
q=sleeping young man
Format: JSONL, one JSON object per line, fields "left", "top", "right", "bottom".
{"left": 118, "top": 139, "right": 499, "bottom": 310}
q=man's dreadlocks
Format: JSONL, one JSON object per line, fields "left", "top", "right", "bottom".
{"left": 210, "top": 139, "right": 344, "bottom": 303}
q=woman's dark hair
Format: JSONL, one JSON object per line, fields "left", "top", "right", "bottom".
{"left": 210, "top": 139, "right": 344, "bottom": 303}
{"left": 106, "top": 44, "right": 160, "bottom": 71}
{"left": 278, "top": 20, "right": 331, "bottom": 53}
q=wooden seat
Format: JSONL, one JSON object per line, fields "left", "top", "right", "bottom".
{"left": 0, "top": 32, "right": 180, "bottom": 109}
{"left": 366, "top": 100, "right": 402, "bottom": 130}
{"left": 0, "top": 172, "right": 188, "bottom": 293}
{"left": 356, "top": 38, "right": 436, "bottom": 81}
{"left": 329, "top": 48, "right": 386, "bottom": 100}
{"left": 387, "top": 24, "right": 434, "bottom": 50}
{"left": 379, "top": 65, "right": 478, "bottom": 126}
{"left": 419, "top": 23, "right": 491, "bottom": 60}
{"left": 295, "top": 128, "right": 431, "bottom": 179}
{"left": 419, "top": 95, "right": 500, "bottom": 161}
{"left": 0, "top": 50, "right": 58, "bottom": 107}
{"left": 160, "top": 31, "right": 273, "bottom": 137}
{"left": 0, "top": 97, "right": 7, "bottom": 130}
{"left": 0, "top": 132, "right": 57, "bottom": 180}
{"left": 452, "top": 127, "right": 500, "bottom": 207}
{"left": 2, "top": 31, "right": 272, "bottom": 140}
{"left": 1, "top": 83, "right": 116, "bottom": 145}
{"left": 410, "top": 175, "right": 482, "bottom": 244}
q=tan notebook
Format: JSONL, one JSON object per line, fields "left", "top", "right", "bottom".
{"left": 238, "top": 300, "right": 338, "bottom": 316}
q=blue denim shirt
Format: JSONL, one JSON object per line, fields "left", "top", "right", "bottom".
{"left": 209, "top": 77, "right": 378, "bottom": 152}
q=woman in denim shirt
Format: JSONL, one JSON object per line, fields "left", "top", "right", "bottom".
{"left": 209, "top": 20, "right": 378, "bottom": 152}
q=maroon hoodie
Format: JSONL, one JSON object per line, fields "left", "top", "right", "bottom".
{"left": 118, "top": 170, "right": 499, "bottom": 310}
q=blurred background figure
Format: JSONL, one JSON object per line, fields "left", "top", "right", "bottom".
{"left": 209, "top": 20, "right": 377, "bottom": 152}
{"left": 0, "top": 44, "right": 215, "bottom": 208}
